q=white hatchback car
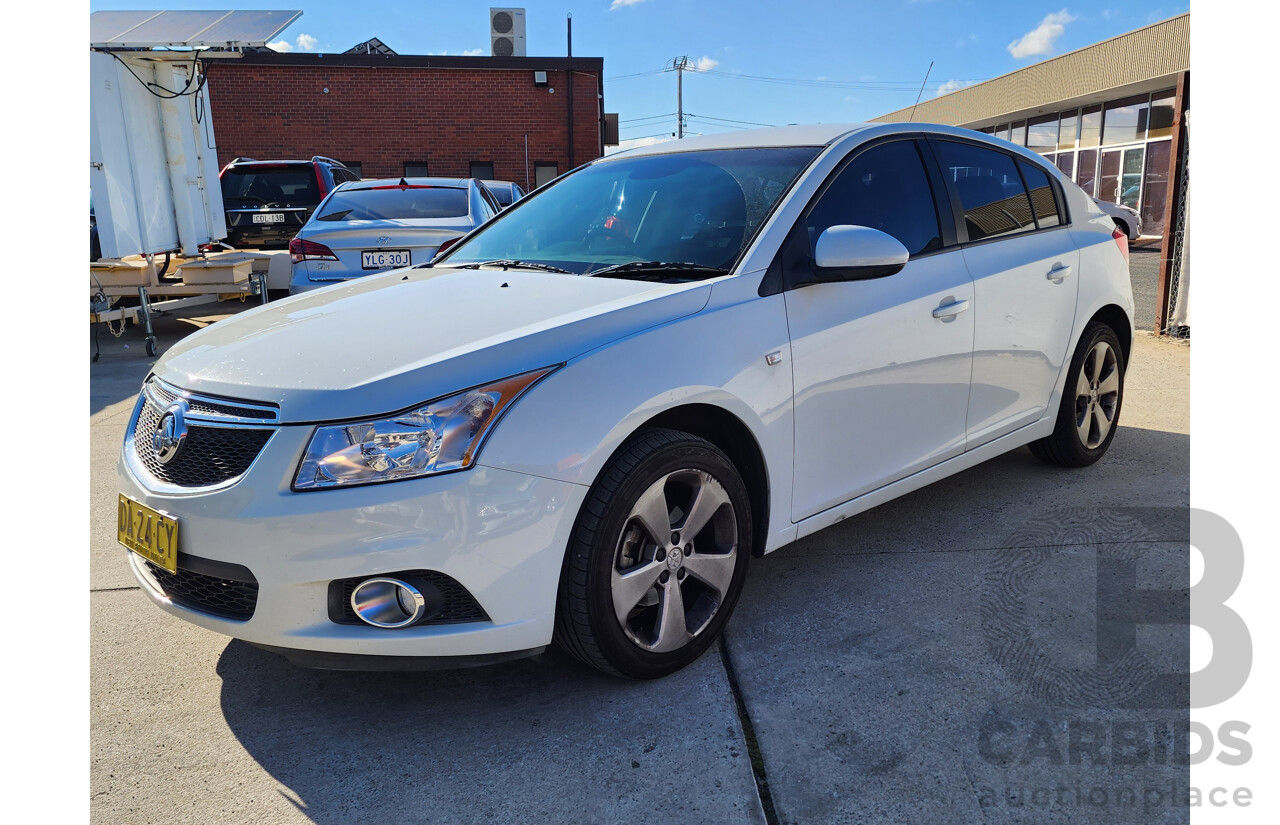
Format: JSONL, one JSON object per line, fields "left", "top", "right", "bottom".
{"left": 118, "top": 123, "right": 1134, "bottom": 679}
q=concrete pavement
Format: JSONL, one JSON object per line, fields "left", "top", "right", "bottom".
{"left": 90, "top": 306, "right": 1189, "bottom": 824}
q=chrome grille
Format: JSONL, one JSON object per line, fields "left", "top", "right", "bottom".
{"left": 148, "top": 379, "right": 278, "bottom": 423}
{"left": 127, "top": 379, "right": 278, "bottom": 491}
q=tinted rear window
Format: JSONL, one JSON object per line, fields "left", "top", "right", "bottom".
{"left": 315, "top": 187, "right": 470, "bottom": 221}
{"left": 222, "top": 165, "right": 321, "bottom": 206}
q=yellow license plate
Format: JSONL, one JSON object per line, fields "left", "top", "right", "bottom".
{"left": 118, "top": 494, "right": 179, "bottom": 573}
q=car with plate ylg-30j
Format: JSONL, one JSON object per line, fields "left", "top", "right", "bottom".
{"left": 118, "top": 123, "right": 1133, "bottom": 679}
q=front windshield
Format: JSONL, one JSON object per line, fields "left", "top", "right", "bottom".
{"left": 440, "top": 147, "right": 820, "bottom": 276}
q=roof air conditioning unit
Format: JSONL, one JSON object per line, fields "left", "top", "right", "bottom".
{"left": 490, "top": 8, "right": 526, "bottom": 57}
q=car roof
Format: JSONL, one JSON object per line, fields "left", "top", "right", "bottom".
{"left": 339, "top": 177, "right": 473, "bottom": 190}
{"left": 609, "top": 123, "right": 878, "bottom": 159}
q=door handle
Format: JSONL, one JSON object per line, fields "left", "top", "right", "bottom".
{"left": 932, "top": 299, "right": 970, "bottom": 319}
{"left": 1046, "top": 264, "right": 1073, "bottom": 282}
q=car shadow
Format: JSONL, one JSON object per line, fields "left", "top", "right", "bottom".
{"left": 214, "top": 638, "right": 755, "bottom": 824}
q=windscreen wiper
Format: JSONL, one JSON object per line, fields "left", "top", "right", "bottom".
{"left": 456, "top": 259, "right": 574, "bottom": 274}
{"left": 587, "top": 261, "right": 729, "bottom": 281}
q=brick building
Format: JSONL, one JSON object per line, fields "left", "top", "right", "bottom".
{"left": 205, "top": 51, "right": 606, "bottom": 189}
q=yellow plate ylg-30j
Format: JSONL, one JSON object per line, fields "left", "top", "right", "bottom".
{"left": 117, "top": 494, "right": 179, "bottom": 573}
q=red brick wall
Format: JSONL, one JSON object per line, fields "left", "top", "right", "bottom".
{"left": 205, "top": 63, "right": 602, "bottom": 185}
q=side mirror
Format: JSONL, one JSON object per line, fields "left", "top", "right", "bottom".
{"left": 812, "top": 225, "right": 909, "bottom": 281}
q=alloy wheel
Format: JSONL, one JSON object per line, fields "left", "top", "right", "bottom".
{"left": 1074, "top": 340, "right": 1120, "bottom": 449}
{"left": 610, "top": 469, "right": 738, "bottom": 653}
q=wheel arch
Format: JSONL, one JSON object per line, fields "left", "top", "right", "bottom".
{"left": 614, "top": 403, "right": 772, "bottom": 559}
{"left": 1087, "top": 303, "right": 1133, "bottom": 366}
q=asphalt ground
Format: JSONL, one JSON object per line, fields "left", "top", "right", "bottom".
{"left": 90, "top": 297, "right": 1190, "bottom": 824}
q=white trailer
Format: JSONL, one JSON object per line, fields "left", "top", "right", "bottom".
{"left": 90, "top": 10, "right": 302, "bottom": 356}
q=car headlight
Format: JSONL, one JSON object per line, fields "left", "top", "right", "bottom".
{"left": 293, "top": 367, "right": 557, "bottom": 490}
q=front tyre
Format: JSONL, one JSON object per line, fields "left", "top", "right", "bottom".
{"left": 554, "top": 429, "right": 751, "bottom": 679}
{"left": 1030, "top": 321, "right": 1125, "bottom": 467}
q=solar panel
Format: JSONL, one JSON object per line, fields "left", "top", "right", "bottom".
{"left": 89, "top": 9, "right": 303, "bottom": 49}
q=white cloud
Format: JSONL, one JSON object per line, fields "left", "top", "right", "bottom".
{"left": 427, "top": 49, "right": 485, "bottom": 56}
{"left": 268, "top": 33, "right": 320, "bottom": 53}
{"left": 1008, "top": 10, "right": 1076, "bottom": 58}
{"left": 462, "top": 48, "right": 484, "bottom": 56}
{"left": 610, "top": 0, "right": 649, "bottom": 9}
{"left": 695, "top": 56, "right": 718, "bottom": 71}
{"left": 935, "top": 79, "right": 974, "bottom": 97}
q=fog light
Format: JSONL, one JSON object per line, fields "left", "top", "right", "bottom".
{"left": 350, "top": 578, "right": 427, "bottom": 628}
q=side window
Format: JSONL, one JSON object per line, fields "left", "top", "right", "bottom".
{"left": 933, "top": 140, "right": 1035, "bottom": 241}
{"left": 1017, "top": 160, "right": 1062, "bottom": 229}
{"left": 801, "top": 141, "right": 943, "bottom": 258}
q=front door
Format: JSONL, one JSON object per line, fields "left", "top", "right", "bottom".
{"left": 783, "top": 139, "right": 975, "bottom": 522}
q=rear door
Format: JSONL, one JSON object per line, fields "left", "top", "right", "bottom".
{"left": 783, "top": 138, "right": 975, "bottom": 521}
{"left": 928, "top": 139, "right": 1081, "bottom": 446}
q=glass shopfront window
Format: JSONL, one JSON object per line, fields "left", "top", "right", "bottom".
{"left": 1141, "top": 140, "right": 1171, "bottom": 236}
{"left": 1102, "top": 95, "right": 1150, "bottom": 146}
{"left": 1010, "top": 120, "right": 1026, "bottom": 147}
{"left": 997, "top": 123, "right": 1011, "bottom": 142}
{"left": 1077, "top": 149, "right": 1098, "bottom": 197}
{"left": 1148, "top": 89, "right": 1176, "bottom": 139}
{"left": 1080, "top": 106, "right": 1102, "bottom": 147}
{"left": 1058, "top": 111, "right": 1078, "bottom": 151}
{"left": 1055, "top": 152, "right": 1075, "bottom": 180}
{"left": 1119, "top": 147, "right": 1144, "bottom": 209}
{"left": 1026, "top": 115, "right": 1058, "bottom": 153}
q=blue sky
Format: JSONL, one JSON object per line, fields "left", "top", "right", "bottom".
{"left": 88, "top": 0, "right": 1189, "bottom": 151}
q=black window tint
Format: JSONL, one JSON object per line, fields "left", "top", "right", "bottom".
{"left": 803, "top": 141, "right": 942, "bottom": 257}
{"left": 221, "top": 165, "right": 321, "bottom": 206}
{"left": 1018, "top": 160, "right": 1062, "bottom": 229}
{"left": 935, "top": 141, "right": 1036, "bottom": 241}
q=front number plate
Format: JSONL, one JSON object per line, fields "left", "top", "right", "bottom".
{"left": 251, "top": 212, "right": 285, "bottom": 224}
{"left": 118, "top": 494, "right": 179, "bottom": 573}
{"left": 362, "top": 249, "right": 412, "bottom": 269}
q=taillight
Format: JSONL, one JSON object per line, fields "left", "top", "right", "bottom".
{"left": 1112, "top": 226, "right": 1129, "bottom": 263}
{"left": 289, "top": 237, "right": 339, "bottom": 264}
{"left": 433, "top": 237, "right": 461, "bottom": 259}
{"left": 315, "top": 165, "right": 329, "bottom": 198}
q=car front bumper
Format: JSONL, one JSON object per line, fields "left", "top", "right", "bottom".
{"left": 117, "top": 423, "right": 588, "bottom": 663}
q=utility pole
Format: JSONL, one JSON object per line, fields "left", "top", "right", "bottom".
{"left": 667, "top": 56, "right": 690, "bottom": 138}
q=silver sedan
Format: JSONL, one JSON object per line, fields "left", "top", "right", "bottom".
{"left": 288, "top": 177, "right": 499, "bottom": 294}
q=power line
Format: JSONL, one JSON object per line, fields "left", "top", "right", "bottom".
{"left": 686, "top": 113, "right": 776, "bottom": 128}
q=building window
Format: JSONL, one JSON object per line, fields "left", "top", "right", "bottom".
{"left": 1077, "top": 149, "right": 1099, "bottom": 197}
{"left": 1147, "top": 89, "right": 1177, "bottom": 140}
{"left": 1010, "top": 120, "right": 1026, "bottom": 147}
{"left": 1058, "top": 110, "right": 1079, "bottom": 151}
{"left": 534, "top": 162, "right": 559, "bottom": 189}
{"left": 1055, "top": 152, "right": 1075, "bottom": 180}
{"left": 343, "top": 161, "right": 363, "bottom": 178}
{"left": 1079, "top": 106, "right": 1102, "bottom": 148}
{"left": 404, "top": 162, "right": 430, "bottom": 177}
{"left": 1141, "top": 140, "right": 1172, "bottom": 236}
{"left": 997, "top": 123, "right": 1010, "bottom": 142}
{"left": 1026, "top": 115, "right": 1058, "bottom": 154}
{"left": 470, "top": 161, "right": 495, "bottom": 180}
{"left": 1102, "top": 94, "right": 1150, "bottom": 146}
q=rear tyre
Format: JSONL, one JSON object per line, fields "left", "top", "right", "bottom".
{"left": 1030, "top": 322, "right": 1125, "bottom": 467}
{"left": 554, "top": 428, "right": 751, "bottom": 679}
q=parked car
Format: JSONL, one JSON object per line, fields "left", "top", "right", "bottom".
{"left": 482, "top": 179, "right": 526, "bottom": 209}
{"left": 1093, "top": 196, "right": 1142, "bottom": 240}
{"left": 117, "top": 123, "right": 1133, "bottom": 679}
{"left": 219, "top": 156, "right": 359, "bottom": 249}
{"left": 288, "top": 177, "right": 499, "bottom": 294}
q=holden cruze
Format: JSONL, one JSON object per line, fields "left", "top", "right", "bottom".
{"left": 117, "top": 123, "right": 1134, "bottom": 679}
